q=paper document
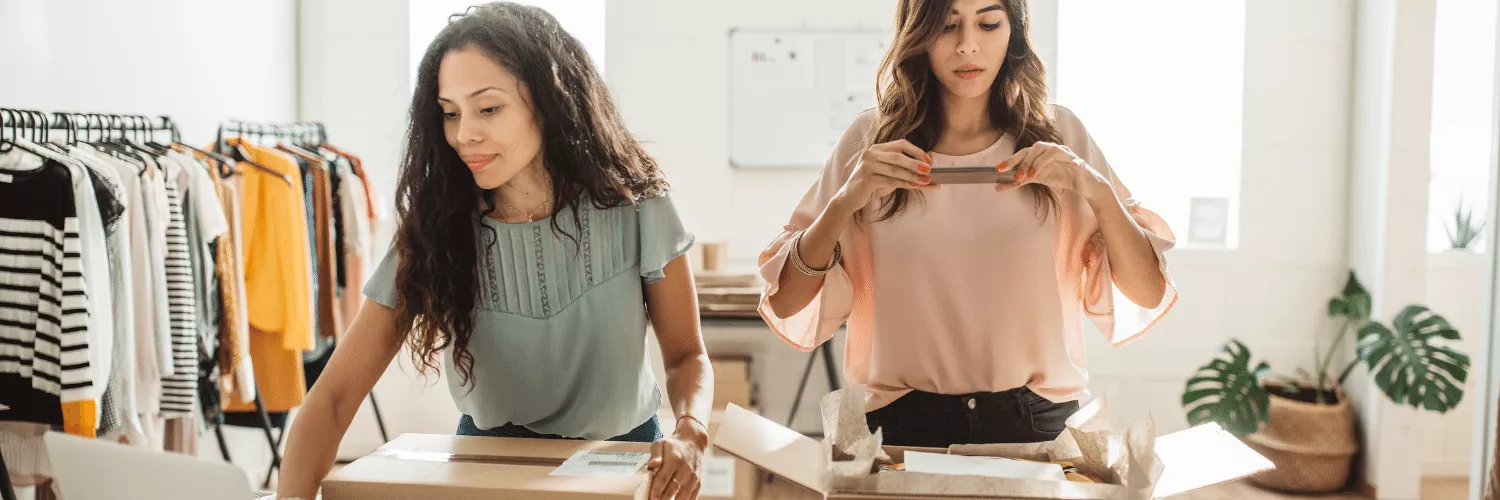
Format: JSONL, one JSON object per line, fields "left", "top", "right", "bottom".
{"left": 549, "top": 450, "right": 651, "bottom": 477}
{"left": 699, "top": 455, "right": 737, "bottom": 498}
{"left": 904, "top": 451, "right": 1066, "bottom": 481}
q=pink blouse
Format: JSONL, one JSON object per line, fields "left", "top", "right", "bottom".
{"left": 758, "top": 105, "right": 1178, "bottom": 411}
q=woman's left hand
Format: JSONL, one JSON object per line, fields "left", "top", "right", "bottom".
{"left": 995, "top": 142, "right": 1109, "bottom": 201}
{"left": 646, "top": 422, "right": 708, "bottom": 500}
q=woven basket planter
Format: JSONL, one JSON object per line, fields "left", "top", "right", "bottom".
{"left": 1243, "top": 383, "right": 1358, "bottom": 493}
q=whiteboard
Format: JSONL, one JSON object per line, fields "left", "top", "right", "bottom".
{"left": 729, "top": 29, "right": 890, "bottom": 169}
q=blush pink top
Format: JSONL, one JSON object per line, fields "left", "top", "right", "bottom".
{"left": 757, "top": 105, "right": 1179, "bottom": 411}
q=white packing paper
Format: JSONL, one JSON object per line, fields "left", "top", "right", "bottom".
{"left": 904, "top": 451, "right": 1067, "bottom": 482}
{"left": 549, "top": 450, "right": 651, "bottom": 477}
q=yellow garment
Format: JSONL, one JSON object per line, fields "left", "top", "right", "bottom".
{"left": 221, "top": 139, "right": 314, "bottom": 413}
{"left": 61, "top": 400, "right": 97, "bottom": 438}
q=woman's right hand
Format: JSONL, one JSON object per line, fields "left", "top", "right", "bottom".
{"left": 835, "top": 139, "right": 939, "bottom": 212}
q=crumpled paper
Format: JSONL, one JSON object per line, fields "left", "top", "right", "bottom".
{"left": 820, "top": 386, "right": 1161, "bottom": 498}
{"left": 821, "top": 384, "right": 884, "bottom": 478}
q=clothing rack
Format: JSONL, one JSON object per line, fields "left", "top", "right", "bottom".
{"left": 214, "top": 118, "right": 390, "bottom": 487}
{"left": 0, "top": 108, "right": 394, "bottom": 489}
{"left": 0, "top": 106, "right": 287, "bottom": 471}
{"left": 0, "top": 108, "right": 181, "bottom": 145}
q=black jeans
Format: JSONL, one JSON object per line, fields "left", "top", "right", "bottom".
{"left": 865, "top": 387, "right": 1080, "bottom": 448}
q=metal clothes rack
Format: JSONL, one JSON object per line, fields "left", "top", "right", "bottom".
{"left": 215, "top": 119, "right": 327, "bottom": 151}
{"left": 0, "top": 109, "right": 390, "bottom": 488}
{"left": 0, "top": 107, "right": 285, "bottom": 475}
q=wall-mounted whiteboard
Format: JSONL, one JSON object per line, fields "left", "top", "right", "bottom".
{"left": 729, "top": 29, "right": 890, "bottom": 169}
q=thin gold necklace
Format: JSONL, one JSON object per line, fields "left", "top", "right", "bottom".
{"left": 500, "top": 195, "right": 551, "bottom": 222}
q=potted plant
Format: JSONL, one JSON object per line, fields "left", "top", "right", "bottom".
{"left": 1181, "top": 271, "right": 1471, "bottom": 493}
{"left": 1447, "top": 198, "right": 1485, "bottom": 250}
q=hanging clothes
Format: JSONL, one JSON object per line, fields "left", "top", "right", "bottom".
{"left": 67, "top": 146, "right": 146, "bottom": 443}
{"left": 308, "top": 160, "right": 342, "bottom": 341}
{"left": 319, "top": 143, "right": 377, "bottom": 222}
{"left": 222, "top": 138, "right": 313, "bottom": 414}
{"left": 169, "top": 150, "right": 230, "bottom": 430}
{"left": 159, "top": 157, "right": 199, "bottom": 418}
{"left": 0, "top": 147, "right": 94, "bottom": 428}
{"left": 214, "top": 171, "right": 255, "bottom": 405}
{"left": 332, "top": 156, "right": 371, "bottom": 331}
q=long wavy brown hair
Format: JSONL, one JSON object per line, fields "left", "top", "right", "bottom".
{"left": 392, "top": 2, "right": 668, "bottom": 388}
{"left": 873, "top": 0, "right": 1062, "bottom": 221}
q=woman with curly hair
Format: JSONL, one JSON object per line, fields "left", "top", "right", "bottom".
{"left": 277, "top": 4, "right": 710, "bottom": 499}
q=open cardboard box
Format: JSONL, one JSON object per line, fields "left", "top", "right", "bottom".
{"left": 323, "top": 433, "right": 758, "bottom": 500}
{"left": 713, "top": 387, "right": 1275, "bottom": 500}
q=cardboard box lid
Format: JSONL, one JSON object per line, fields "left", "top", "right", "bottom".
{"left": 713, "top": 404, "right": 830, "bottom": 495}
{"left": 713, "top": 404, "right": 1273, "bottom": 499}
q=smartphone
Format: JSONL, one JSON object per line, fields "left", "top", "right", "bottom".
{"left": 926, "top": 165, "right": 1018, "bottom": 185}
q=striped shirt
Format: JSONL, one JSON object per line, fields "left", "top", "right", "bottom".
{"left": 161, "top": 161, "right": 198, "bottom": 416}
{"left": 0, "top": 155, "right": 93, "bottom": 426}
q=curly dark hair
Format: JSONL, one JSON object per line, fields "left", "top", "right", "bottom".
{"left": 392, "top": 2, "right": 669, "bottom": 387}
{"left": 873, "top": 0, "right": 1062, "bottom": 221}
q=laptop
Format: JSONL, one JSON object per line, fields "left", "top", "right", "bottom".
{"left": 44, "top": 432, "right": 257, "bottom": 500}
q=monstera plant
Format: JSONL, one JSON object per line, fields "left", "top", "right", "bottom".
{"left": 1180, "top": 271, "right": 1472, "bottom": 492}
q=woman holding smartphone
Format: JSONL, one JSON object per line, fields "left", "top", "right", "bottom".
{"left": 759, "top": 0, "right": 1177, "bottom": 448}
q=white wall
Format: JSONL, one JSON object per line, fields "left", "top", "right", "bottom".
{"left": 1421, "top": 252, "right": 1491, "bottom": 478}
{"left": 0, "top": 0, "right": 297, "bottom": 145}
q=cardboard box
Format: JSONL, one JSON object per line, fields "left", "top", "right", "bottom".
{"left": 715, "top": 381, "right": 754, "bottom": 410}
{"left": 711, "top": 356, "right": 752, "bottom": 383}
{"left": 324, "top": 433, "right": 759, "bottom": 500}
{"left": 713, "top": 387, "right": 1275, "bottom": 500}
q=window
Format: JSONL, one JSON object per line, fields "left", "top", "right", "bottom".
{"left": 1056, "top": 0, "right": 1246, "bottom": 248}
{"left": 408, "top": 0, "right": 607, "bottom": 89}
{"left": 1427, "top": 0, "right": 1498, "bottom": 252}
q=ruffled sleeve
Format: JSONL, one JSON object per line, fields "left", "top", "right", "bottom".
{"left": 637, "top": 192, "right": 695, "bottom": 284}
{"left": 362, "top": 246, "right": 399, "bottom": 309}
{"left": 1054, "top": 105, "right": 1179, "bottom": 347}
{"left": 755, "top": 111, "right": 873, "bottom": 351}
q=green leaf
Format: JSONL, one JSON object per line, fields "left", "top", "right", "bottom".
{"left": 1181, "top": 340, "right": 1271, "bottom": 438}
{"left": 1356, "top": 305, "right": 1470, "bottom": 413}
{"left": 1328, "top": 271, "right": 1372, "bottom": 321}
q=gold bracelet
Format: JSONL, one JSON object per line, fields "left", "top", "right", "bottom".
{"left": 790, "top": 233, "right": 840, "bottom": 276}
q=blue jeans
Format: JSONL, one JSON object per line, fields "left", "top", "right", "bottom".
{"left": 456, "top": 414, "right": 663, "bottom": 443}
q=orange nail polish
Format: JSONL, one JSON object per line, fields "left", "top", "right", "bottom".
{"left": 924, "top": 154, "right": 934, "bottom": 163}
{"left": 919, "top": 175, "right": 932, "bottom": 184}
{"left": 918, "top": 163, "right": 932, "bottom": 174}
{"left": 997, "top": 161, "right": 1008, "bottom": 171}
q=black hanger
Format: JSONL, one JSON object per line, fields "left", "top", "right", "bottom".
{"left": 0, "top": 109, "right": 14, "bottom": 152}
{"left": 28, "top": 110, "right": 68, "bottom": 155}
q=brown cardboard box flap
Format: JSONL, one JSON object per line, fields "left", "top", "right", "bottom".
{"left": 714, "top": 404, "right": 829, "bottom": 495}
{"left": 715, "top": 386, "right": 1274, "bottom": 499}
{"left": 322, "top": 434, "right": 654, "bottom": 500}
